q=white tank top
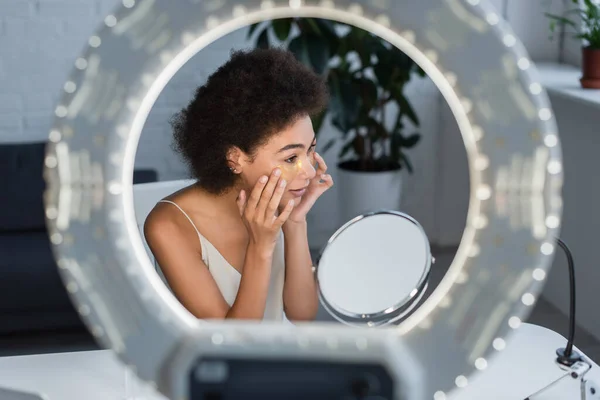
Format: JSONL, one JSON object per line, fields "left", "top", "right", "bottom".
{"left": 156, "top": 200, "right": 286, "bottom": 322}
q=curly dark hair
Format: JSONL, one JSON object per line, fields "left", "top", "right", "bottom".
{"left": 171, "top": 47, "right": 329, "bottom": 195}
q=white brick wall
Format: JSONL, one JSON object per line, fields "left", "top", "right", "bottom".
{"left": 1, "top": 0, "right": 111, "bottom": 143}
{"left": 0, "top": 0, "right": 254, "bottom": 180}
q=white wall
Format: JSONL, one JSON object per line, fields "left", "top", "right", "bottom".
{"left": 546, "top": 1, "right": 600, "bottom": 341}
{"left": 0, "top": 0, "right": 116, "bottom": 143}
{"left": 541, "top": 94, "right": 600, "bottom": 340}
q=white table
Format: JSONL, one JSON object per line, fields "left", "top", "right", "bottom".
{"left": 0, "top": 323, "right": 597, "bottom": 400}
{"left": 455, "top": 323, "right": 599, "bottom": 400}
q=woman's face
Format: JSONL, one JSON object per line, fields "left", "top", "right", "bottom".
{"left": 237, "top": 115, "right": 318, "bottom": 207}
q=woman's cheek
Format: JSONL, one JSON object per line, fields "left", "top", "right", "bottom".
{"left": 277, "top": 160, "right": 301, "bottom": 182}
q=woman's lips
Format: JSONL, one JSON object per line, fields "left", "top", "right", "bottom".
{"left": 289, "top": 187, "right": 307, "bottom": 197}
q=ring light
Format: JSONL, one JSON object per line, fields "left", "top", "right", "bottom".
{"left": 43, "top": 1, "right": 563, "bottom": 399}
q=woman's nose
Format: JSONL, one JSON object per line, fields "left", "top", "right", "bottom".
{"left": 299, "top": 156, "right": 316, "bottom": 180}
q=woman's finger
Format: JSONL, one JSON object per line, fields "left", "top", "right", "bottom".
{"left": 319, "top": 173, "right": 334, "bottom": 187}
{"left": 275, "top": 199, "right": 295, "bottom": 226}
{"left": 314, "top": 152, "right": 327, "bottom": 175}
{"left": 266, "top": 178, "right": 286, "bottom": 223}
{"left": 247, "top": 175, "right": 268, "bottom": 218}
{"left": 256, "top": 169, "right": 281, "bottom": 222}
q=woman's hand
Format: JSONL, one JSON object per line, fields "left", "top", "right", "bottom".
{"left": 237, "top": 168, "right": 295, "bottom": 251}
{"left": 286, "top": 152, "right": 334, "bottom": 224}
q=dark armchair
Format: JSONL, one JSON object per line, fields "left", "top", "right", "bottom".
{"left": 0, "top": 142, "right": 157, "bottom": 335}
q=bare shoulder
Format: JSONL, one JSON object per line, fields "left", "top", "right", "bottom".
{"left": 143, "top": 186, "right": 202, "bottom": 250}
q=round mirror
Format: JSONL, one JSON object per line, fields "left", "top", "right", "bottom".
{"left": 317, "top": 211, "right": 432, "bottom": 327}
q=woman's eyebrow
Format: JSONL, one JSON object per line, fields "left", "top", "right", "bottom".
{"left": 277, "top": 143, "right": 305, "bottom": 153}
{"left": 276, "top": 135, "right": 316, "bottom": 153}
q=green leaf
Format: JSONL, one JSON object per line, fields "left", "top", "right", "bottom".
{"left": 373, "top": 48, "right": 393, "bottom": 87}
{"left": 314, "top": 18, "right": 340, "bottom": 54}
{"left": 352, "top": 77, "right": 378, "bottom": 110}
{"left": 394, "top": 90, "right": 420, "bottom": 126}
{"left": 257, "top": 29, "right": 269, "bottom": 49}
{"left": 321, "top": 138, "right": 336, "bottom": 154}
{"left": 334, "top": 35, "right": 351, "bottom": 59}
{"left": 564, "top": 7, "right": 584, "bottom": 15}
{"left": 315, "top": 19, "right": 337, "bottom": 38}
{"left": 306, "top": 18, "right": 323, "bottom": 35}
{"left": 393, "top": 112, "right": 404, "bottom": 133}
{"left": 403, "top": 133, "right": 421, "bottom": 148}
{"left": 247, "top": 22, "right": 261, "bottom": 39}
{"left": 373, "top": 62, "right": 393, "bottom": 88}
{"left": 352, "top": 135, "right": 365, "bottom": 157}
{"left": 399, "top": 152, "right": 414, "bottom": 174}
{"left": 390, "top": 133, "right": 401, "bottom": 162}
{"left": 390, "top": 46, "right": 414, "bottom": 73}
{"left": 544, "top": 12, "right": 577, "bottom": 28}
{"left": 328, "top": 71, "right": 360, "bottom": 133}
{"left": 366, "top": 117, "right": 388, "bottom": 139}
{"left": 345, "top": 28, "right": 375, "bottom": 68}
{"left": 289, "top": 34, "right": 330, "bottom": 74}
{"left": 307, "top": 36, "right": 330, "bottom": 74}
{"left": 272, "top": 18, "right": 293, "bottom": 41}
{"left": 289, "top": 35, "right": 309, "bottom": 65}
{"left": 311, "top": 110, "right": 327, "bottom": 136}
{"left": 297, "top": 18, "right": 324, "bottom": 36}
{"left": 583, "top": 0, "right": 598, "bottom": 15}
{"left": 549, "top": 19, "right": 557, "bottom": 35}
{"left": 339, "top": 138, "right": 355, "bottom": 159}
{"left": 331, "top": 117, "right": 346, "bottom": 134}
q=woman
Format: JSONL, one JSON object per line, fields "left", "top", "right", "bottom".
{"left": 144, "top": 47, "right": 332, "bottom": 323}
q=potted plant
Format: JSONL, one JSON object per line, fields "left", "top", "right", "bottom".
{"left": 545, "top": 0, "right": 600, "bottom": 88}
{"left": 249, "top": 18, "right": 425, "bottom": 220}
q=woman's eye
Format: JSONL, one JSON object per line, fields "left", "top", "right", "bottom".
{"left": 285, "top": 155, "right": 297, "bottom": 164}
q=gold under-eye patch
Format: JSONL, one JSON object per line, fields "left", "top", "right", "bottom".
{"left": 277, "top": 153, "right": 316, "bottom": 181}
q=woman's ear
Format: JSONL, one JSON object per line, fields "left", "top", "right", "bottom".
{"left": 226, "top": 146, "right": 243, "bottom": 174}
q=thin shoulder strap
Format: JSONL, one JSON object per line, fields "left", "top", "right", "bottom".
{"left": 158, "top": 199, "right": 203, "bottom": 240}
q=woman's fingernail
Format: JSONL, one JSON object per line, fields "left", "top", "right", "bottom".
{"left": 321, "top": 174, "right": 327, "bottom": 179}
{"left": 260, "top": 176, "right": 267, "bottom": 183}
{"left": 280, "top": 179, "right": 287, "bottom": 187}
{"left": 274, "top": 168, "right": 281, "bottom": 176}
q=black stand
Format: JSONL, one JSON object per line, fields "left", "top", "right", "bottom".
{"left": 554, "top": 237, "right": 582, "bottom": 367}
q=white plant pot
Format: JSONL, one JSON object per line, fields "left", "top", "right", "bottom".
{"left": 337, "top": 166, "right": 404, "bottom": 225}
